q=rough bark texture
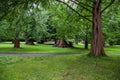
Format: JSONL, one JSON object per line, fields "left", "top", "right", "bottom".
{"left": 89, "top": 0, "right": 105, "bottom": 56}
{"left": 14, "top": 39, "right": 20, "bottom": 48}
{"left": 25, "top": 39, "right": 35, "bottom": 45}
{"left": 54, "top": 39, "right": 73, "bottom": 48}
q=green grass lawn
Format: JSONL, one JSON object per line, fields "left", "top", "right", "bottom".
{"left": 0, "top": 42, "right": 88, "bottom": 53}
{"left": 0, "top": 42, "right": 120, "bottom": 80}
{"left": 0, "top": 42, "right": 120, "bottom": 55}
{"left": 0, "top": 55, "right": 120, "bottom": 80}
{"left": 105, "top": 45, "right": 120, "bottom": 55}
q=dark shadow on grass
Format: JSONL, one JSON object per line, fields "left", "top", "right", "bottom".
{"left": 61, "top": 55, "right": 120, "bottom": 80}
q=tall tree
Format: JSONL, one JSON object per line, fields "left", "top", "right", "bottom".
{"left": 56, "top": 0, "right": 115, "bottom": 56}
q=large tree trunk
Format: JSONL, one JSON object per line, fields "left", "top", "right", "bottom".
{"left": 54, "top": 39, "right": 73, "bottom": 48}
{"left": 89, "top": 0, "right": 105, "bottom": 56}
{"left": 25, "top": 39, "right": 35, "bottom": 45}
{"left": 56, "top": 39, "right": 68, "bottom": 48}
{"left": 14, "top": 39, "right": 20, "bottom": 48}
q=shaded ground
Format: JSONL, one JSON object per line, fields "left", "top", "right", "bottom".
{"left": 0, "top": 53, "right": 80, "bottom": 56}
{"left": 0, "top": 52, "right": 119, "bottom": 57}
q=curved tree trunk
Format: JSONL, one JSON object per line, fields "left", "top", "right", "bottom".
{"left": 56, "top": 39, "right": 68, "bottom": 48}
{"left": 14, "top": 39, "right": 20, "bottom": 48}
{"left": 25, "top": 39, "right": 35, "bottom": 45}
{"left": 89, "top": 0, "right": 105, "bottom": 56}
{"left": 54, "top": 39, "right": 73, "bottom": 48}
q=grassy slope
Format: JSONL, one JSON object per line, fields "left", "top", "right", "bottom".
{"left": 0, "top": 55, "right": 120, "bottom": 80}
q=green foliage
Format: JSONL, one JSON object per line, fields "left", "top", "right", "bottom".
{"left": 102, "top": 4, "right": 120, "bottom": 45}
{"left": 0, "top": 0, "right": 120, "bottom": 46}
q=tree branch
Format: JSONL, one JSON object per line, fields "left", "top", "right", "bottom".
{"left": 75, "top": 0, "right": 93, "bottom": 9}
{"left": 70, "top": 0, "right": 92, "bottom": 13}
{"left": 56, "top": 0, "right": 92, "bottom": 22}
{"left": 101, "top": 0, "right": 115, "bottom": 13}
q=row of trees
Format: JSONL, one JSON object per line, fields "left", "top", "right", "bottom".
{"left": 0, "top": 0, "right": 120, "bottom": 56}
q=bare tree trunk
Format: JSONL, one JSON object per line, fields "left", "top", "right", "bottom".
{"left": 14, "top": 39, "right": 20, "bottom": 48}
{"left": 89, "top": 0, "right": 105, "bottom": 56}
{"left": 57, "top": 39, "right": 68, "bottom": 48}
{"left": 54, "top": 39, "right": 73, "bottom": 48}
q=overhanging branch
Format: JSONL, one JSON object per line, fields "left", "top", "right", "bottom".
{"left": 70, "top": 0, "right": 92, "bottom": 13}
{"left": 101, "top": 0, "right": 115, "bottom": 13}
{"left": 75, "top": 0, "right": 93, "bottom": 9}
{"left": 56, "top": 0, "right": 92, "bottom": 22}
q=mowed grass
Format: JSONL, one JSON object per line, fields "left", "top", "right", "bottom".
{"left": 0, "top": 55, "right": 120, "bottom": 80}
{"left": 105, "top": 45, "right": 120, "bottom": 55}
{"left": 0, "top": 42, "right": 120, "bottom": 55}
{"left": 0, "top": 42, "right": 120, "bottom": 80}
{"left": 0, "top": 42, "right": 88, "bottom": 53}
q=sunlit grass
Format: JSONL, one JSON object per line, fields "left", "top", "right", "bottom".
{"left": 0, "top": 42, "right": 88, "bottom": 54}
{"left": 0, "top": 42, "right": 120, "bottom": 55}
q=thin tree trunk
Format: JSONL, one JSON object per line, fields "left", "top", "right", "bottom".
{"left": 84, "top": 35, "right": 88, "bottom": 49}
{"left": 14, "top": 39, "right": 20, "bottom": 48}
{"left": 89, "top": 0, "right": 105, "bottom": 56}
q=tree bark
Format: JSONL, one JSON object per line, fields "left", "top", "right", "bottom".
{"left": 14, "top": 39, "right": 20, "bottom": 48}
{"left": 54, "top": 39, "right": 73, "bottom": 48}
{"left": 56, "top": 39, "right": 67, "bottom": 48}
{"left": 89, "top": 0, "right": 105, "bottom": 56}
